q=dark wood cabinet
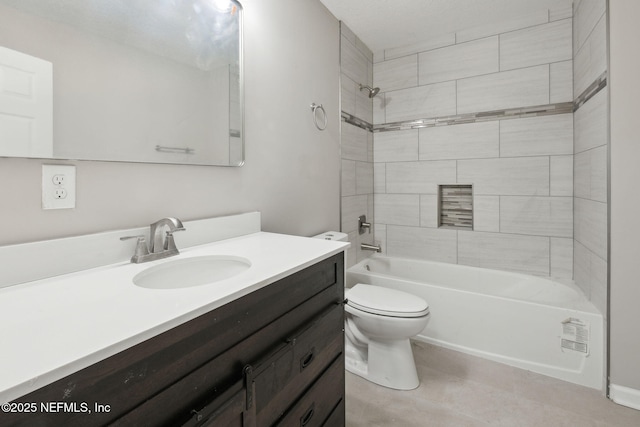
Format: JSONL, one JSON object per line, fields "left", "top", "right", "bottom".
{"left": 2, "top": 253, "right": 345, "bottom": 427}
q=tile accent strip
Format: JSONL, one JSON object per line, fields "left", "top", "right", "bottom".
{"left": 341, "top": 111, "right": 374, "bottom": 132}
{"left": 341, "top": 72, "right": 606, "bottom": 134}
{"left": 573, "top": 71, "right": 608, "bottom": 112}
{"left": 374, "top": 102, "right": 573, "bottom": 133}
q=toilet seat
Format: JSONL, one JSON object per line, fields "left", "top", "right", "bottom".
{"left": 346, "top": 284, "right": 429, "bottom": 318}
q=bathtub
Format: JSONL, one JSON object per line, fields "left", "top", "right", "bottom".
{"left": 347, "top": 255, "right": 604, "bottom": 390}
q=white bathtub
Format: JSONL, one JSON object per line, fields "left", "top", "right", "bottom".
{"left": 347, "top": 255, "right": 604, "bottom": 390}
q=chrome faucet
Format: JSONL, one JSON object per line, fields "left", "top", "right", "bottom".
{"left": 120, "top": 217, "right": 185, "bottom": 263}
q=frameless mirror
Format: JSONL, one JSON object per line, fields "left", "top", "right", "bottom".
{"left": 0, "top": 0, "right": 243, "bottom": 166}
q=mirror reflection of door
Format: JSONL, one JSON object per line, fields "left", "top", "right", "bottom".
{"left": 0, "top": 46, "right": 52, "bottom": 157}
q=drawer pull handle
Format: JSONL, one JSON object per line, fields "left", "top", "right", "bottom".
{"left": 300, "top": 404, "right": 315, "bottom": 426}
{"left": 300, "top": 348, "right": 315, "bottom": 371}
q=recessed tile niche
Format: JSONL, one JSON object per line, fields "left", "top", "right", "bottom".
{"left": 439, "top": 184, "right": 473, "bottom": 230}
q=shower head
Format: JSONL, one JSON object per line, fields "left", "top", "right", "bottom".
{"left": 359, "top": 84, "right": 380, "bottom": 98}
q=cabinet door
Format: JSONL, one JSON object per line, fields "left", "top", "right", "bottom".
{"left": 253, "top": 303, "right": 344, "bottom": 426}
{"left": 181, "top": 380, "right": 254, "bottom": 427}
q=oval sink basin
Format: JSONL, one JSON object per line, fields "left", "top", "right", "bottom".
{"left": 133, "top": 255, "right": 251, "bottom": 289}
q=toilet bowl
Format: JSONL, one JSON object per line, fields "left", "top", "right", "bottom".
{"left": 344, "top": 284, "right": 430, "bottom": 390}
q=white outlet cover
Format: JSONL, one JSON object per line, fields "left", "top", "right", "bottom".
{"left": 42, "top": 164, "right": 76, "bottom": 209}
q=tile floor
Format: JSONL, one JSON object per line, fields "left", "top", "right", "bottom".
{"left": 346, "top": 341, "right": 640, "bottom": 426}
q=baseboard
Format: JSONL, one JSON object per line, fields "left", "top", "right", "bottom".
{"left": 610, "top": 384, "right": 640, "bottom": 411}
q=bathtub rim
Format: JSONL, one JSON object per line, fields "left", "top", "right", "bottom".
{"left": 348, "top": 254, "right": 601, "bottom": 315}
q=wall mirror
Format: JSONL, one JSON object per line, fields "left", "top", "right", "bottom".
{"left": 0, "top": 0, "right": 243, "bottom": 166}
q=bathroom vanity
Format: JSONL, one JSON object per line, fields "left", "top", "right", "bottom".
{"left": 0, "top": 214, "right": 347, "bottom": 426}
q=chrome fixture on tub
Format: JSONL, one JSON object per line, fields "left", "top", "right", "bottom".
{"left": 361, "top": 243, "right": 381, "bottom": 253}
{"left": 121, "top": 217, "right": 186, "bottom": 263}
{"left": 358, "top": 215, "right": 371, "bottom": 235}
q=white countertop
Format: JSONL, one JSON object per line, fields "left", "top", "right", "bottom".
{"left": 0, "top": 231, "right": 348, "bottom": 403}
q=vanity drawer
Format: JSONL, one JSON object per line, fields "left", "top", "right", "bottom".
{"left": 253, "top": 303, "right": 344, "bottom": 426}
{"left": 274, "top": 356, "right": 344, "bottom": 427}
{"left": 5, "top": 254, "right": 344, "bottom": 427}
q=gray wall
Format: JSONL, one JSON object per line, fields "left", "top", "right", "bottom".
{"left": 610, "top": 0, "right": 640, "bottom": 394}
{"left": 370, "top": 5, "right": 575, "bottom": 278}
{"left": 0, "top": 0, "right": 341, "bottom": 246}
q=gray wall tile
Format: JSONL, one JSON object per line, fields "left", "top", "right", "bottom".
{"left": 550, "top": 237, "right": 573, "bottom": 278}
{"left": 574, "top": 197, "right": 607, "bottom": 260}
{"left": 419, "top": 121, "right": 499, "bottom": 160}
{"left": 342, "top": 160, "right": 356, "bottom": 197}
{"left": 457, "top": 231, "right": 550, "bottom": 275}
{"left": 457, "top": 65, "right": 550, "bottom": 114}
{"left": 342, "top": 195, "right": 369, "bottom": 234}
{"left": 341, "top": 75, "right": 357, "bottom": 116}
{"left": 573, "top": 14, "right": 607, "bottom": 97}
{"left": 500, "top": 20, "right": 572, "bottom": 71}
{"left": 500, "top": 196, "right": 573, "bottom": 238}
{"left": 550, "top": 60, "right": 574, "bottom": 103}
{"left": 341, "top": 35, "right": 370, "bottom": 86}
{"left": 550, "top": 2, "right": 574, "bottom": 22}
{"left": 373, "top": 163, "right": 386, "bottom": 193}
{"left": 340, "top": 22, "right": 357, "bottom": 46}
{"left": 419, "top": 194, "right": 439, "bottom": 228}
{"left": 387, "top": 225, "right": 457, "bottom": 263}
{"left": 418, "top": 37, "right": 499, "bottom": 85}
{"left": 473, "top": 195, "right": 500, "bottom": 232}
{"left": 589, "top": 145, "right": 607, "bottom": 203}
{"left": 341, "top": 122, "right": 369, "bottom": 161}
{"left": 386, "top": 160, "right": 457, "bottom": 194}
{"left": 458, "top": 157, "right": 550, "bottom": 196}
{"left": 574, "top": 88, "right": 608, "bottom": 153}
{"left": 373, "top": 224, "right": 387, "bottom": 255}
{"left": 573, "top": 240, "right": 591, "bottom": 297}
{"left": 374, "top": 55, "right": 418, "bottom": 92}
{"left": 574, "top": 145, "right": 607, "bottom": 202}
{"left": 373, "top": 94, "right": 386, "bottom": 124}
{"left": 550, "top": 155, "right": 574, "bottom": 196}
{"left": 456, "top": 10, "right": 549, "bottom": 43}
{"left": 589, "top": 253, "right": 608, "bottom": 315}
{"left": 356, "top": 161, "right": 374, "bottom": 194}
{"left": 384, "top": 33, "right": 456, "bottom": 60}
{"left": 375, "top": 194, "right": 420, "bottom": 226}
{"left": 356, "top": 86, "right": 373, "bottom": 123}
{"left": 574, "top": 0, "right": 607, "bottom": 53}
{"left": 573, "top": 240, "right": 607, "bottom": 315}
{"left": 500, "top": 114, "right": 573, "bottom": 157}
{"left": 374, "top": 130, "right": 419, "bottom": 163}
{"left": 386, "top": 81, "right": 457, "bottom": 122}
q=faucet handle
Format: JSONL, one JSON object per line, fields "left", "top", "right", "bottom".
{"left": 120, "top": 235, "right": 150, "bottom": 262}
{"left": 164, "top": 228, "right": 185, "bottom": 252}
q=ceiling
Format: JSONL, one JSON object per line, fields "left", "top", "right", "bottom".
{"left": 318, "top": 0, "right": 571, "bottom": 52}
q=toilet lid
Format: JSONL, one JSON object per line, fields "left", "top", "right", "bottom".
{"left": 346, "top": 284, "right": 429, "bottom": 318}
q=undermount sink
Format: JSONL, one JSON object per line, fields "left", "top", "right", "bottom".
{"left": 133, "top": 255, "right": 251, "bottom": 289}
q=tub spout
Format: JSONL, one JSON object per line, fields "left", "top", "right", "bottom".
{"left": 361, "top": 243, "right": 381, "bottom": 253}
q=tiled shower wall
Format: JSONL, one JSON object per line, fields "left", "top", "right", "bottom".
{"left": 340, "top": 23, "right": 375, "bottom": 267}
{"left": 371, "top": 3, "right": 576, "bottom": 278}
{"left": 573, "top": 0, "right": 608, "bottom": 315}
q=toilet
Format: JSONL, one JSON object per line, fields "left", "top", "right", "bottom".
{"left": 312, "top": 232, "right": 431, "bottom": 390}
{"left": 344, "top": 284, "right": 430, "bottom": 390}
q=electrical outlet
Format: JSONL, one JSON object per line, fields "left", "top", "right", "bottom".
{"left": 42, "top": 165, "right": 76, "bottom": 209}
{"left": 52, "top": 174, "right": 66, "bottom": 186}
